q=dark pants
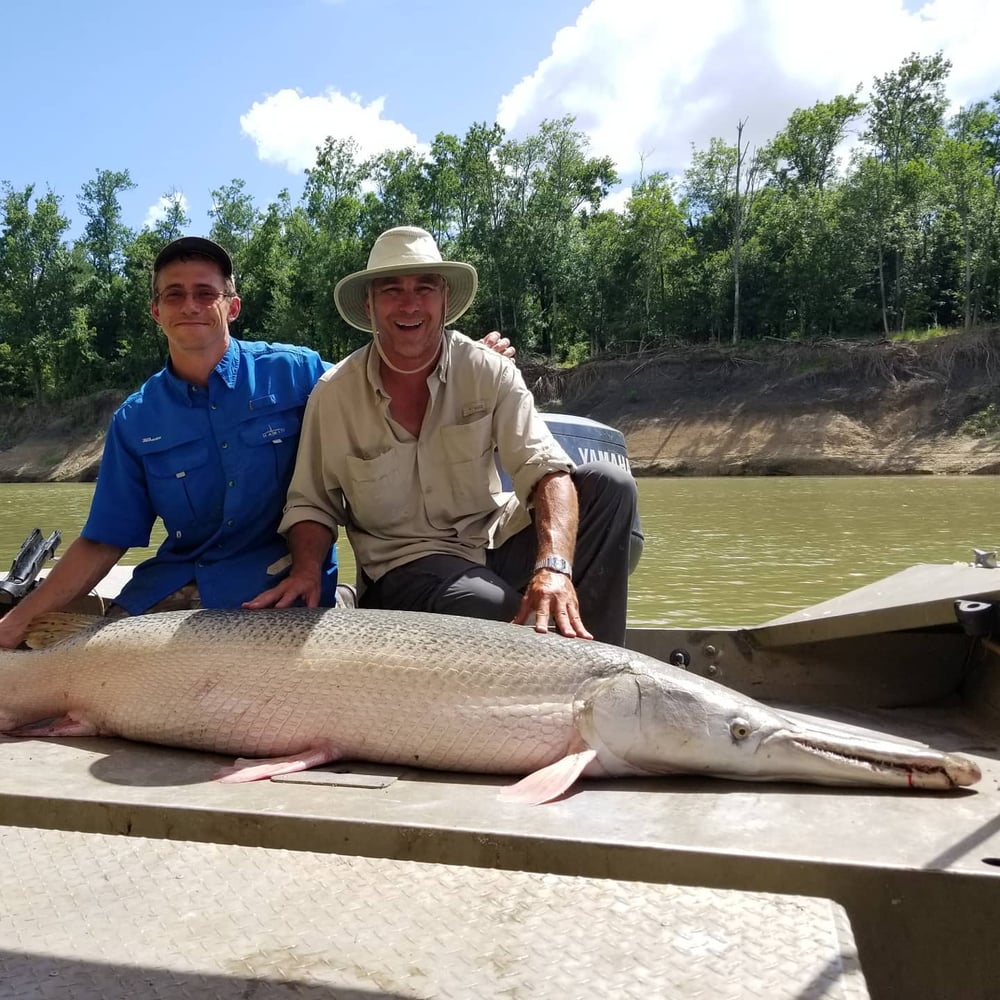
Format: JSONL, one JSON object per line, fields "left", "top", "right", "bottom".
{"left": 360, "top": 462, "right": 638, "bottom": 646}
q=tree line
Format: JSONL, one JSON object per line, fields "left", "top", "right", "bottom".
{"left": 2, "top": 51, "right": 999, "bottom": 403}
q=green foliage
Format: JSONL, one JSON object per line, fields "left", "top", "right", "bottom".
{"left": 559, "top": 341, "right": 590, "bottom": 368}
{"left": 960, "top": 403, "right": 1000, "bottom": 437}
{"left": 890, "top": 325, "right": 951, "bottom": 342}
{"left": 3, "top": 51, "right": 1000, "bottom": 402}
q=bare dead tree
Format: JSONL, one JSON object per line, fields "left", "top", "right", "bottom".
{"left": 731, "top": 119, "right": 766, "bottom": 344}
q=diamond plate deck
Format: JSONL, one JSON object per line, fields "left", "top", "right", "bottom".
{"left": 0, "top": 728, "right": 996, "bottom": 1000}
{"left": 0, "top": 825, "right": 867, "bottom": 1000}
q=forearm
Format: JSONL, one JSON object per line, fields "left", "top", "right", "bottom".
{"left": 531, "top": 472, "right": 578, "bottom": 562}
{"left": 287, "top": 520, "right": 336, "bottom": 581}
{"left": 0, "top": 537, "right": 126, "bottom": 638}
{"left": 515, "top": 472, "right": 591, "bottom": 640}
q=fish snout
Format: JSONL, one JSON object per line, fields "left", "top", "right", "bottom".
{"left": 777, "top": 730, "right": 984, "bottom": 790}
{"left": 937, "top": 753, "right": 981, "bottom": 789}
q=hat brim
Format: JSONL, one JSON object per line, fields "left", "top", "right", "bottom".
{"left": 334, "top": 261, "right": 478, "bottom": 332}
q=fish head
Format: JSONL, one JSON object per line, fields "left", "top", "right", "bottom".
{"left": 577, "top": 667, "right": 790, "bottom": 779}
{"left": 576, "top": 664, "right": 981, "bottom": 790}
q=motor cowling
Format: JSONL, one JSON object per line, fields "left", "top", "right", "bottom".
{"left": 499, "top": 413, "right": 644, "bottom": 574}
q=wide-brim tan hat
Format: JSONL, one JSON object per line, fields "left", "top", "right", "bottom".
{"left": 334, "top": 226, "right": 478, "bottom": 331}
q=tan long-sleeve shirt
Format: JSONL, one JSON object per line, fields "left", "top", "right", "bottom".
{"left": 279, "top": 331, "right": 574, "bottom": 582}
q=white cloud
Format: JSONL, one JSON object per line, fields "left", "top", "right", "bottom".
{"left": 144, "top": 191, "right": 189, "bottom": 230}
{"left": 240, "top": 88, "right": 427, "bottom": 173}
{"left": 601, "top": 186, "right": 632, "bottom": 215}
{"left": 497, "top": 0, "right": 1000, "bottom": 185}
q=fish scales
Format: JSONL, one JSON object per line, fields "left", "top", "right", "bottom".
{"left": 4, "top": 608, "right": 630, "bottom": 771}
{"left": 0, "top": 606, "right": 981, "bottom": 801}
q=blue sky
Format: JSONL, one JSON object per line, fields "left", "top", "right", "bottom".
{"left": 2, "top": 0, "right": 997, "bottom": 239}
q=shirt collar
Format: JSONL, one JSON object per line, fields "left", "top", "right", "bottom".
{"left": 215, "top": 337, "right": 241, "bottom": 389}
{"left": 163, "top": 337, "right": 241, "bottom": 403}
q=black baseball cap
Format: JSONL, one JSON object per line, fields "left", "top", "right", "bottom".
{"left": 153, "top": 236, "right": 233, "bottom": 279}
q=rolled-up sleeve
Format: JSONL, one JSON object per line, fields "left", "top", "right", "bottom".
{"left": 278, "top": 377, "right": 344, "bottom": 539}
{"left": 82, "top": 416, "right": 156, "bottom": 547}
{"left": 493, "top": 362, "right": 574, "bottom": 508}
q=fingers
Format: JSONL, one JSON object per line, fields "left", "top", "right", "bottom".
{"left": 542, "top": 595, "right": 593, "bottom": 640}
{"left": 513, "top": 578, "right": 593, "bottom": 641}
{"left": 241, "top": 587, "right": 281, "bottom": 610}
{"left": 494, "top": 336, "right": 516, "bottom": 358}
{"left": 482, "top": 331, "right": 516, "bottom": 358}
{"left": 242, "top": 578, "right": 319, "bottom": 610}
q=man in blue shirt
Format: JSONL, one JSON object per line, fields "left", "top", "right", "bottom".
{"left": 0, "top": 236, "right": 511, "bottom": 648}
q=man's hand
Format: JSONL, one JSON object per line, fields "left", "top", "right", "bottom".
{"left": 513, "top": 472, "right": 590, "bottom": 639}
{"left": 242, "top": 572, "right": 321, "bottom": 610}
{"left": 0, "top": 537, "right": 126, "bottom": 649}
{"left": 480, "top": 331, "right": 515, "bottom": 359}
{"left": 243, "top": 520, "right": 333, "bottom": 610}
{"left": 513, "top": 569, "right": 594, "bottom": 640}
{"left": 0, "top": 611, "right": 28, "bottom": 650}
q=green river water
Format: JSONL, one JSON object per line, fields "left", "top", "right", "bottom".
{"left": 0, "top": 477, "right": 996, "bottom": 627}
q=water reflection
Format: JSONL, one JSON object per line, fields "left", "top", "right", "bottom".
{"left": 1, "top": 477, "right": 996, "bottom": 629}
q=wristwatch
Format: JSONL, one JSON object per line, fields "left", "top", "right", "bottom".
{"left": 533, "top": 556, "right": 573, "bottom": 578}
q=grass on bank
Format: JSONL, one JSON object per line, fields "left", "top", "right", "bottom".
{"left": 891, "top": 326, "right": 952, "bottom": 343}
{"left": 960, "top": 403, "right": 1000, "bottom": 438}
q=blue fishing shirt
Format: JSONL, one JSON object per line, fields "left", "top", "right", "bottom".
{"left": 82, "top": 338, "right": 337, "bottom": 613}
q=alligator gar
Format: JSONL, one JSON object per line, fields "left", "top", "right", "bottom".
{"left": 0, "top": 607, "right": 981, "bottom": 803}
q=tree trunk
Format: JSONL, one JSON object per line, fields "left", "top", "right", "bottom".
{"left": 732, "top": 120, "right": 746, "bottom": 345}
{"left": 878, "top": 243, "right": 890, "bottom": 336}
{"left": 963, "top": 216, "right": 972, "bottom": 330}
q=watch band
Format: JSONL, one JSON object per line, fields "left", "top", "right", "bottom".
{"left": 533, "top": 556, "right": 573, "bottom": 577}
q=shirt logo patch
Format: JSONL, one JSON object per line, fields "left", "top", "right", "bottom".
{"left": 462, "top": 401, "right": 487, "bottom": 419}
{"left": 261, "top": 424, "right": 285, "bottom": 440}
{"left": 141, "top": 436, "right": 162, "bottom": 443}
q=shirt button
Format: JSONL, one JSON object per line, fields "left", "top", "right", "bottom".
{"left": 211, "top": 403, "right": 218, "bottom": 410}
{"left": 228, "top": 480, "right": 235, "bottom": 487}
{"left": 226, "top": 519, "right": 234, "bottom": 527}
{"left": 221, "top": 441, "right": 229, "bottom": 449}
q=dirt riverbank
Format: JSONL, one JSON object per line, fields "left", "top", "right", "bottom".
{"left": 526, "top": 327, "right": 1000, "bottom": 476}
{"left": 1, "top": 329, "right": 999, "bottom": 483}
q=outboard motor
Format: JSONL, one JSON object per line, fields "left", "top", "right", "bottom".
{"left": 499, "top": 413, "right": 644, "bottom": 573}
{"left": 0, "top": 528, "right": 61, "bottom": 612}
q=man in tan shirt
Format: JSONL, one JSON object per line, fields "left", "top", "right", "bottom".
{"left": 246, "top": 227, "right": 637, "bottom": 645}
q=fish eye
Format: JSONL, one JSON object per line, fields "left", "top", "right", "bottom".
{"left": 730, "top": 718, "right": 752, "bottom": 740}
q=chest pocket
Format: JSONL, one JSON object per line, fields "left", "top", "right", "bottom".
{"left": 238, "top": 409, "right": 303, "bottom": 483}
{"left": 344, "top": 445, "right": 417, "bottom": 531}
{"left": 143, "top": 437, "right": 213, "bottom": 531}
{"left": 439, "top": 415, "right": 501, "bottom": 512}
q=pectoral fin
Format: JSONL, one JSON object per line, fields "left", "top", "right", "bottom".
{"left": 214, "top": 745, "right": 341, "bottom": 783}
{"left": 498, "top": 748, "right": 598, "bottom": 805}
{"left": 9, "top": 714, "right": 103, "bottom": 737}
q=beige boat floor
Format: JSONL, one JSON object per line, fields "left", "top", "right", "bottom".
{"left": 0, "top": 825, "right": 868, "bottom": 1000}
{"left": 0, "top": 704, "right": 996, "bottom": 1000}
{"left": 0, "top": 705, "right": 994, "bottom": 874}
